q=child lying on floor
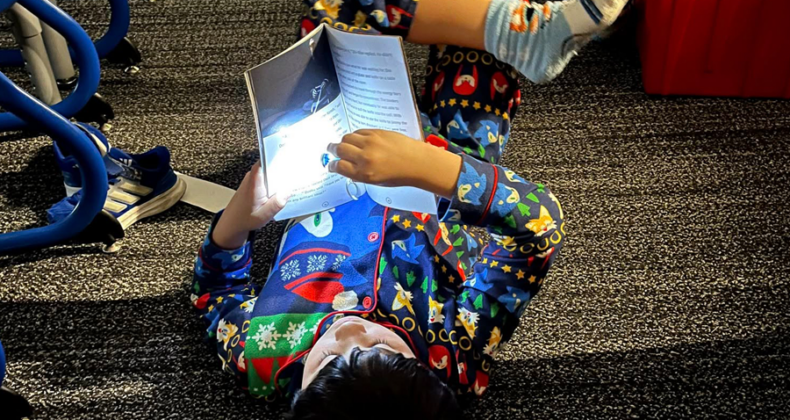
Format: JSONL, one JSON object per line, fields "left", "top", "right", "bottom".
{"left": 192, "top": 0, "right": 626, "bottom": 417}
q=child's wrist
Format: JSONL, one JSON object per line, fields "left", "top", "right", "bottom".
{"left": 212, "top": 214, "right": 248, "bottom": 250}
{"left": 409, "top": 143, "right": 461, "bottom": 198}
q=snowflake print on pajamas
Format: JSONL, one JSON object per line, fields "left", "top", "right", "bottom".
{"left": 331, "top": 254, "right": 347, "bottom": 270}
{"left": 251, "top": 322, "right": 281, "bottom": 351}
{"left": 284, "top": 321, "right": 309, "bottom": 348}
{"left": 281, "top": 260, "right": 300, "bottom": 281}
{"left": 307, "top": 255, "right": 327, "bottom": 273}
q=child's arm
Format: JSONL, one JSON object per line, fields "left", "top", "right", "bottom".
{"left": 192, "top": 215, "right": 258, "bottom": 332}
{"left": 193, "top": 162, "right": 287, "bottom": 317}
{"left": 327, "top": 129, "right": 461, "bottom": 197}
{"left": 330, "top": 129, "right": 565, "bottom": 395}
{"left": 191, "top": 163, "right": 286, "bottom": 380}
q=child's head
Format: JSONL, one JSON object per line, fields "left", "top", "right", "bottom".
{"left": 288, "top": 316, "right": 461, "bottom": 419}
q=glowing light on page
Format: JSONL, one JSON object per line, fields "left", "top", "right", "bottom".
{"left": 265, "top": 114, "right": 340, "bottom": 198}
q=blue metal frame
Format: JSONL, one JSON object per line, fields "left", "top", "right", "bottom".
{"left": 0, "top": 0, "right": 101, "bottom": 132}
{"left": 0, "top": 72, "right": 107, "bottom": 253}
{"left": 0, "top": 0, "right": 107, "bottom": 253}
{"left": 0, "top": 0, "right": 15, "bottom": 12}
{"left": 0, "top": 0, "right": 131, "bottom": 64}
{"left": 0, "top": 339, "right": 5, "bottom": 386}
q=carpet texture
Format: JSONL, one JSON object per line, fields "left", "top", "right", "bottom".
{"left": 1, "top": 1, "right": 789, "bottom": 419}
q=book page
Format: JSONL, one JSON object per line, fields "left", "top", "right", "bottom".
{"left": 246, "top": 24, "right": 436, "bottom": 218}
{"left": 245, "top": 25, "right": 335, "bottom": 143}
{"left": 262, "top": 96, "right": 353, "bottom": 221}
{"left": 325, "top": 26, "right": 437, "bottom": 215}
{"left": 246, "top": 25, "right": 357, "bottom": 220}
{"left": 325, "top": 26, "right": 422, "bottom": 139}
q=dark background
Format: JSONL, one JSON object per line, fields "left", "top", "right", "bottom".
{"left": 249, "top": 27, "right": 339, "bottom": 138}
{"left": 1, "top": 0, "right": 789, "bottom": 419}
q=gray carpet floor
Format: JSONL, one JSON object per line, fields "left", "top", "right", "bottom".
{"left": 1, "top": 1, "right": 790, "bottom": 419}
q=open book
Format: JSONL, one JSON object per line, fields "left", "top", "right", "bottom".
{"left": 245, "top": 24, "right": 438, "bottom": 221}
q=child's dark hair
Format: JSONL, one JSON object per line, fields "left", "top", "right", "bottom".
{"left": 287, "top": 347, "right": 462, "bottom": 420}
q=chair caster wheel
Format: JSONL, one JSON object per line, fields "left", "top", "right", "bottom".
{"left": 0, "top": 386, "right": 34, "bottom": 420}
{"left": 124, "top": 65, "right": 141, "bottom": 75}
{"left": 73, "top": 93, "right": 115, "bottom": 127}
{"left": 106, "top": 37, "right": 142, "bottom": 68}
{"left": 77, "top": 210, "right": 125, "bottom": 253}
{"left": 102, "top": 242, "right": 122, "bottom": 254}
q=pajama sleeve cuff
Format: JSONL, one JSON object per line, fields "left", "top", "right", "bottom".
{"left": 438, "top": 154, "right": 498, "bottom": 226}
{"left": 199, "top": 210, "right": 255, "bottom": 273}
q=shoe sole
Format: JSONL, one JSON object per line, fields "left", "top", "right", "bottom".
{"left": 117, "top": 177, "right": 187, "bottom": 230}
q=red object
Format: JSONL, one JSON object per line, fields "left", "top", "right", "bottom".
{"left": 637, "top": 0, "right": 790, "bottom": 98}
{"left": 425, "top": 134, "right": 449, "bottom": 150}
{"left": 291, "top": 281, "right": 344, "bottom": 303}
{"left": 194, "top": 293, "right": 210, "bottom": 310}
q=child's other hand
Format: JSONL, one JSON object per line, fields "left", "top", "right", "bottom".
{"left": 327, "top": 129, "right": 461, "bottom": 198}
{"left": 212, "top": 161, "right": 288, "bottom": 249}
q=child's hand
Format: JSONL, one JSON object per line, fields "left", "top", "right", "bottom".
{"left": 327, "top": 129, "right": 461, "bottom": 198}
{"left": 327, "top": 129, "right": 419, "bottom": 187}
{"left": 212, "top": 162, "right": 288, "bottom": 249}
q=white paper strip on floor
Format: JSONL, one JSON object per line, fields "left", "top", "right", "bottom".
{"left": 175, "top": 172, "right": 235, "bottom": 213}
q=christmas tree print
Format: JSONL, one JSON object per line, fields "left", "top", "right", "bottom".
{"left": 517, "top": 202, "right": 531, "bottom": 217}
{"left": 490, "top": 302, "right": 500, "bottom": 318}
{"left": 460, "top": 290, "right": 470, "bottom": 303}
{"left": 473, "top": 294, "right": 484, "bottom": 310}
{"left": 406, "top": 271, "right": 416, "bottom": 287}
{"left": 421, "top": 277, "right": 438, "bottom": 294}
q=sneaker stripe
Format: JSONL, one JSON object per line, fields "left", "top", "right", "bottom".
{"left": 108, "top": 189, "right": 141, "bottom": 205}
{"left": 103, "top": 199, "right": 128, "bottom": 213}
{"left": 116, "top": 177, "right": 186, "bottom": 230}
{"left": 104, "top": 179, "right": 152, "bottom": 213}
{"left": 118, "top": 179, "right": 153, "bottom": 196}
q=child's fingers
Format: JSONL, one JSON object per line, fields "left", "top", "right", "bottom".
{"left": 341, "top": 132, "right": 368, "bottom": 147}
{"left": 327, "top": 159, "right": 358, "bottom": 179}
{"left": 252, "top": 193, "right": 289, "bottom": 223}
{"left": 238, "top": 169, "right": 254, "bottom": 191}
{"left": 328, "top": 142, "right": 363, "bottom": 163}
{"left": 250, "top": 160, "right": 264, "bottom": 182}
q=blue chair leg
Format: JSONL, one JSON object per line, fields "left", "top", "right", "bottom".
{"left": 0, "top": 0, "right": 136, "bottom": 64}
{"left": 0, "top": 339, "right": 5, "bottom": 386}
{"left": 0, "top": 0, "right": 100, "bottom": 131}
{"left": 0, "top": 71, "right": 107, "bottom": 253}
